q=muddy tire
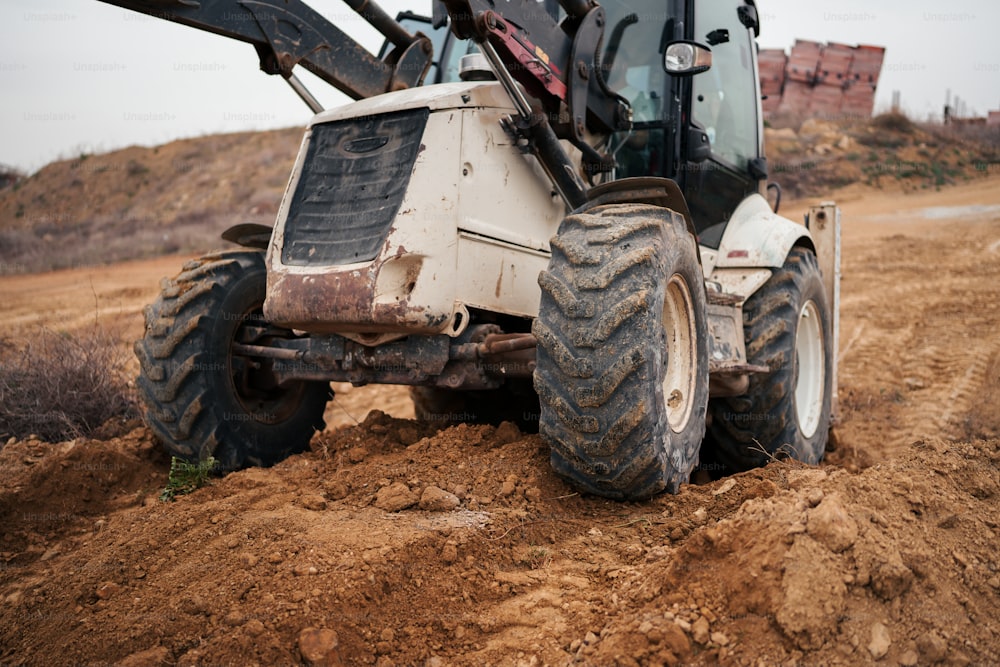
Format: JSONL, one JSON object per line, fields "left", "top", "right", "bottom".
{"left": 533, "top": 204, "right": 709, "bottom": 499}
{"left": 705, "top": 247, "right": 832, "bottom": 472}
{"left": 134, "top": 251, "right": 331, "bottom": 471}
{"left": 410, "top": 382, "right": 540, "bottom": 432}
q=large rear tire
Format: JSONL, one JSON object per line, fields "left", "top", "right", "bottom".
{"left": 704, "top": 247, "right": 833, "bottom": 472}
{"left": 533, "top": 204, "right": 709, "bottom": 499}
{"left": 134, "top": 251, "right": 331, "bottom": 471}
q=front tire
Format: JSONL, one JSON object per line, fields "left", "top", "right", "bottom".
{"left": 134, "top": 251, "right": 331, "bottom": 471}
{"left": 533, "top": 204, "right": 709, "bottom": 499}
{"left": 705, "top": 247, "right": 833, "bottom": 472}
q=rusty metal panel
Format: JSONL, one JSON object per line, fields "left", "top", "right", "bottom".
{"left": 777, "top": 80, "right": 814, "bottom": 116}
{"left": 762, "top": 94, "right": 783, "bottom": 117}
{"left": 842, "top": 45, "right": 884, "bottom": 118}
{"left": 808, "top": 83, "right": 845, "bottom": 117}
{"left": 786, "top": 40, "right": 822, "bottom": 84}
{"left": 847, "top": 45, "right": 885, "bottom": 87}
{"left": 841, "top": 88, "right": 877, "bottom": 117}
{"left": 759, "top": 49, "right": 787, "bottom": 116}
{"left": 707, "top": 302, "right": 760, "bottom": 398}
{"left": 767, "top": 40, "right": 884, "bottom": 120}
{"left": 265, "top": 102, "right": 466, "bottom": 338}
{"left": 758, "top": 49, "right": 787, "bottom": 97}
{"left": 815, "top": 43, "right": 854, "bottom": 88}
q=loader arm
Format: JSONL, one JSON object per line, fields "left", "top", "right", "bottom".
{"left": 442, "top": 0, "right": 629, "bottom": 141}
{"left": 95, "top": 0, "right": 433, "bottom": 101}
{"left": 436, "top": 0, "right": 635, "bottom": 206}
{"left": 100, "top": 0, "right": 636, "bottom": 205}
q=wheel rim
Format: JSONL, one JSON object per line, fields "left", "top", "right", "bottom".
{"left": 794, "top": 300, "right": 825, "bottom": 438}
{"left": 662, "top": 274, "right": 697, "bottom": 432}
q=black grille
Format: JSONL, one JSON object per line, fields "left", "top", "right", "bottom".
{"left": 282, "top": 108, "right": 430, "bottom": 266}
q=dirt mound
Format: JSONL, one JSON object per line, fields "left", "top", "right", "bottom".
{"left": 0, "top": 128, "right": 301, "bottom": 274}
{"left": 0, "top": 427, "right": 166, "bottom": 560}
{"left": 2, "top": 405, "right": 997, "bottom": 665}
{"left": 590, "top": 438, "right": 999, "bottom": 666}
{"left": 765, "top": 114, "right": 1000, "bottom": 199}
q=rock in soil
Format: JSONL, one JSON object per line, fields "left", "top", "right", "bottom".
{"left": 374, "top": 482, "right": 418, "bottom": 511}
{"left": 419, "top": 486, "right": 460, "bottom": 511}
{"left": 868, "top": 622, "right": 891, "bottom": 660}
{"left": 298, "top": 627, "right": 343, "bottom": 667}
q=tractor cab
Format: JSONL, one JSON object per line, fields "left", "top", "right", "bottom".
{"left": 390, "top": 1, "right": 766, "bottom": 242}
{"left": 602, "top": 0, "right": 766, "bottom": 241}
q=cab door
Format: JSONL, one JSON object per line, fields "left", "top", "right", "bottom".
{"left": 682, "top": 0, "right": 765, "bottom": 240}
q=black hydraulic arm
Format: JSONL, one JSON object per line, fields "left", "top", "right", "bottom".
{"left": 95, "top": 0, "right": 433, "bottom": 101}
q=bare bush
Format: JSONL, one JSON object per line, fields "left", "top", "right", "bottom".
{"left": 0, "top": 325, "right": 137, "bottom": 443}
{"left": 871, "top": 111, "right": 915, "bottom": 134}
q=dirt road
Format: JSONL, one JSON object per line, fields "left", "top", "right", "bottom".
{"left": 2, "top": 177, "right": 999, "bottom": 666}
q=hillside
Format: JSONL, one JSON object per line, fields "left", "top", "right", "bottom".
{"left": 1, "top": 115, "right": 997, "bottom": 275}
{"left": 0, "top": 128, "right": 302, "bottom": 274}
{"left": 766, "top": 114, "right": 1000, "bottom": 199}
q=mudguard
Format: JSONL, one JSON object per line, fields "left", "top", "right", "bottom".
{"left": 714, "top": 193, "right": 815, "bottom": 270}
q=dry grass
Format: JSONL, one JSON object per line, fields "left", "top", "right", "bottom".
{"left": 0, "top": 324, "right": 137, "bottom": 443}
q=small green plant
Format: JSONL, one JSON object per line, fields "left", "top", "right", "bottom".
{"left": 160, "top": 456, "right": 217, "bottom": 501}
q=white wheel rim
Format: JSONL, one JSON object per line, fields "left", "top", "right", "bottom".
{"left": 794, "top": 300, "right": 825, "bottom": 438}
{"left": 663, "top": 274, "right": 697, "bottom": 432}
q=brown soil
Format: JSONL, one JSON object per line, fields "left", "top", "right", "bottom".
{"left": 2, "top": 176, "right": 1000, "bottom": 666}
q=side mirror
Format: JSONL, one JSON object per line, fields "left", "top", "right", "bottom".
{"left": 664, "top": 41, "right": 712, "bottom": 76}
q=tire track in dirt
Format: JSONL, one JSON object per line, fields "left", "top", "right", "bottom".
{"left": 833, "top": 200, "right": 1000, "bottom": 460}
{"left": 885, "top": 339, "right": 1000, "bottom": 448}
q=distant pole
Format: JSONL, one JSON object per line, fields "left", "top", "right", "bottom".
{"left": 891, "top": 91, "right": 901, "bottom": 113}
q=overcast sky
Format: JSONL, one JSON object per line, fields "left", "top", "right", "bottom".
{"left": 2, "top": 0, "right": 998, "bottom": 173}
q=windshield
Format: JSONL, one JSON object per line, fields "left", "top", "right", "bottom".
{"left": 691, "top": 1, "right": 759, "bottom": 169}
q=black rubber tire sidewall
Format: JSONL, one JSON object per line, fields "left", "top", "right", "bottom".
{"left": 534, "top": 204, "right": 709, "bottom": 499}
{"left": 135, "top": 251, "right": 330, "bottom": 471}
{"left": 203, "top": 260, "right": 328, "bottom": 470}
{"left": 704, "top": 247, "right": 833, "bottom": 473}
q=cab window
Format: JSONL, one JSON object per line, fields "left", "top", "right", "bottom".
{"left": 691, "top": 2, "right": 759, "bottom": 170}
